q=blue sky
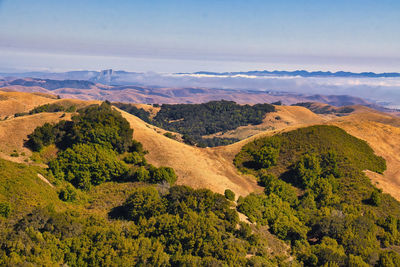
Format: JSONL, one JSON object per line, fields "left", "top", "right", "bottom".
{"left": 0, "top": 0, "right": 399, "bottom": 72}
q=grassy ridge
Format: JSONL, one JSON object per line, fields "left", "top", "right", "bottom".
{"left": 234, "top": 125, "right": 400, "bottom": 265}
{"left": 235, "top": 125, "right": 386, "bottom": 176}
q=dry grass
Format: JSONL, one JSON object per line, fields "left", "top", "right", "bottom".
{"left": 0, "top": 112, "right": 73, "bottom": 163}
{"left": 0, "top": 91, "right": 59, "bottom": 118}
{"left": 118, "top": 108, "right": 262, "bottom": 197}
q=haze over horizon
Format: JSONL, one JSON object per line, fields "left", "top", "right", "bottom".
{"left": 0, "top": 0, "right": 399, "bottom": 73}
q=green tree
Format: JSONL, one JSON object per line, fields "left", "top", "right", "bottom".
{"left": 0, "top": 202, "right": 11, "bottom": 218}
{"left": 58, "top": 184, "right": 77, "bottom": 202}
{"left": 253, "top": 144, "right": 280, "bottom": 169}
{"left": 294, "top": 153, "right": 322, "bottom": 188}
{"left": 133, "top": 166, "right": 150, "bottom": 182}
{"left": 150, "top": 167, "right": 177, "bottom": 185}
{"left": 224, "top": 189, "right": 235, "bottom": 201}
{"left": 123, "top": 186, "right": 166, "bottom": 221}
{"left": 370, "top": 190, "right": 381, "bottom": 206}
{"left": 49, "top": 143, "right": 128, "bottom": 190}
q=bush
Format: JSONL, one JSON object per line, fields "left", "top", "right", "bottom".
{"left": 163, "top": 132, "right": 176, "bottom": 139}
{"left": 59, "top": 185, "right": 77, "bottom": 202}
{"left": 253, "top": 145, "right": 280, "bottom": 169}
{"left": 150, "top": 166, "right": 177, "bottom": 185}
{"left": 29, "top": 103, "right": 75, "bottom": 114}
{"left": 133, "top": 166, "right": 150, "bottom": 182}
{"left": 224, "top": 189, "right": 235, "bottom": 201}
{"left": 262, "top": 174, "right": 298, "bottom": 205}
{"left": 123, "top": 152, "right": 146, "bottom": 165}
{"left": 0, "top": 202, "right": 11, "bottom": 218}
{"left": 26, "top": 122, "right": 57, "bottom": 151}
{"left": 123, "top": 186, "right": 166, "bottom": 221}
{"left": 294, "top": 153, "right": 322, "bottom": 188}
{"left": 370, "top": 190, "right": 382, "bottom": 206}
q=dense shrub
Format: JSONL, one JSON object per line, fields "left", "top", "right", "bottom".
{"left": 149, "top": 166, "right": 177, "bottom": 185}
{"left": 27, "top": 102, "right": 133, "bottom": 153}
{"left": 29, "top": 103, "right": 76, "bottom": 114}
{"left": 49, "top": 143, "right": 129, "bottom": 190}
{"left": 252, "top": 140, "right": 280, "bottom": 169}
{"left": 123, "top": 186, "right": 166, "bottom": 221}
{"left": 26, "top": 122, "right": 57, "bottom": 151}
{"left": 224, "top": 189, "right": 235, "bottom": 201}
{"left": 58, "top": 185, "right": 77, "bottom": 202}
{"left": 0, "top": 202, "right": 11, "bottom": 218}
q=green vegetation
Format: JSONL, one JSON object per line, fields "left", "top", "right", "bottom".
{"left": 234, "top": 125, "right": 400, "bottom": 265}
{"left": 0, "top": 202, "right": 11, "bottom": 218}
{"left": 49, "top": 143, "right": 129, "bottom": 190}
{"left": 10, "top": 150, "right": 19, "bottom": 157}
{"left": 224, "top": 189, "right": 235, "bottom": 201}
{"left": 27, "top": 102, "right": 133, "bottom": 152}
{"left": 4, "top": 99, "right": 400, "bottom": 265}
{"left": 116, "top": 100, "right": 275, "bottom": 147}
{"left": 0, "top": 168, "right": 288, "bottom": 266}
{"left": 14, "top": 103, "right": 76, "bottom": 117}
{"left": 58, "top": 184, "right": 77, "bottom": 202}
{"left": 163, "top": 132, "right": 177, "bottom": 140}
{"left": 0, "top": 158, "right": 62, "bottom": 216}
{"left": 26, "top": 102, "right": 179, "bottom": 189}
{"left": 0, "top": 101, "right": 293, "bottom": 265}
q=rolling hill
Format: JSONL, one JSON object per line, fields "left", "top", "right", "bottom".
{"left": 0, "top": 91, "right": 399, "bottom": 202}
{"left": 0, "top": 77, "right": 380, "bottom": 107}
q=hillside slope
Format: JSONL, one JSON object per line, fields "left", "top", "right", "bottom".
{"left": 118, "top": 109, "right": 262, "bottom": 196}
{"left": 329, "top": 114, "right": 400, "bottom": 200}
{"left": 0, "top": 90, "right": 58, "bottom": 118}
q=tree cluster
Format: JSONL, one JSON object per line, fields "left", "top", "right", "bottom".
{"left": 116, "top": 100, "right": 275, "bottom": 147}
{"left": 27, "top": 102, "right": 177, "bottom": 190}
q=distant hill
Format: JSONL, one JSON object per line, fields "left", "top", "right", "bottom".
{"left": 0, "top": 77, "right": 380, "bottom": 109}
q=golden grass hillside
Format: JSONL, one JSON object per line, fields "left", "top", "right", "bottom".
{"left": 0, "top": 90, "right": 58, "bottom": 118}
{"left": 0, "top": 113, "right": 73, "bottom": 163}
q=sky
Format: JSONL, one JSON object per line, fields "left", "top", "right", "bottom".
{"left": 0, "top": 0, "right": 399, "bottom": 73}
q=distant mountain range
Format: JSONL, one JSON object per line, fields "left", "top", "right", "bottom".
{"left": 191, "top": 70, "right": 400, "bottom": 78}
{"left": 0, "top": 77, "right": 385, "bottom": 111}
{"left": 1, "top": 69, "right": 400, "bottom": 109}
{"left": 2, "top": 69, "right": 400, "bottom": 86}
